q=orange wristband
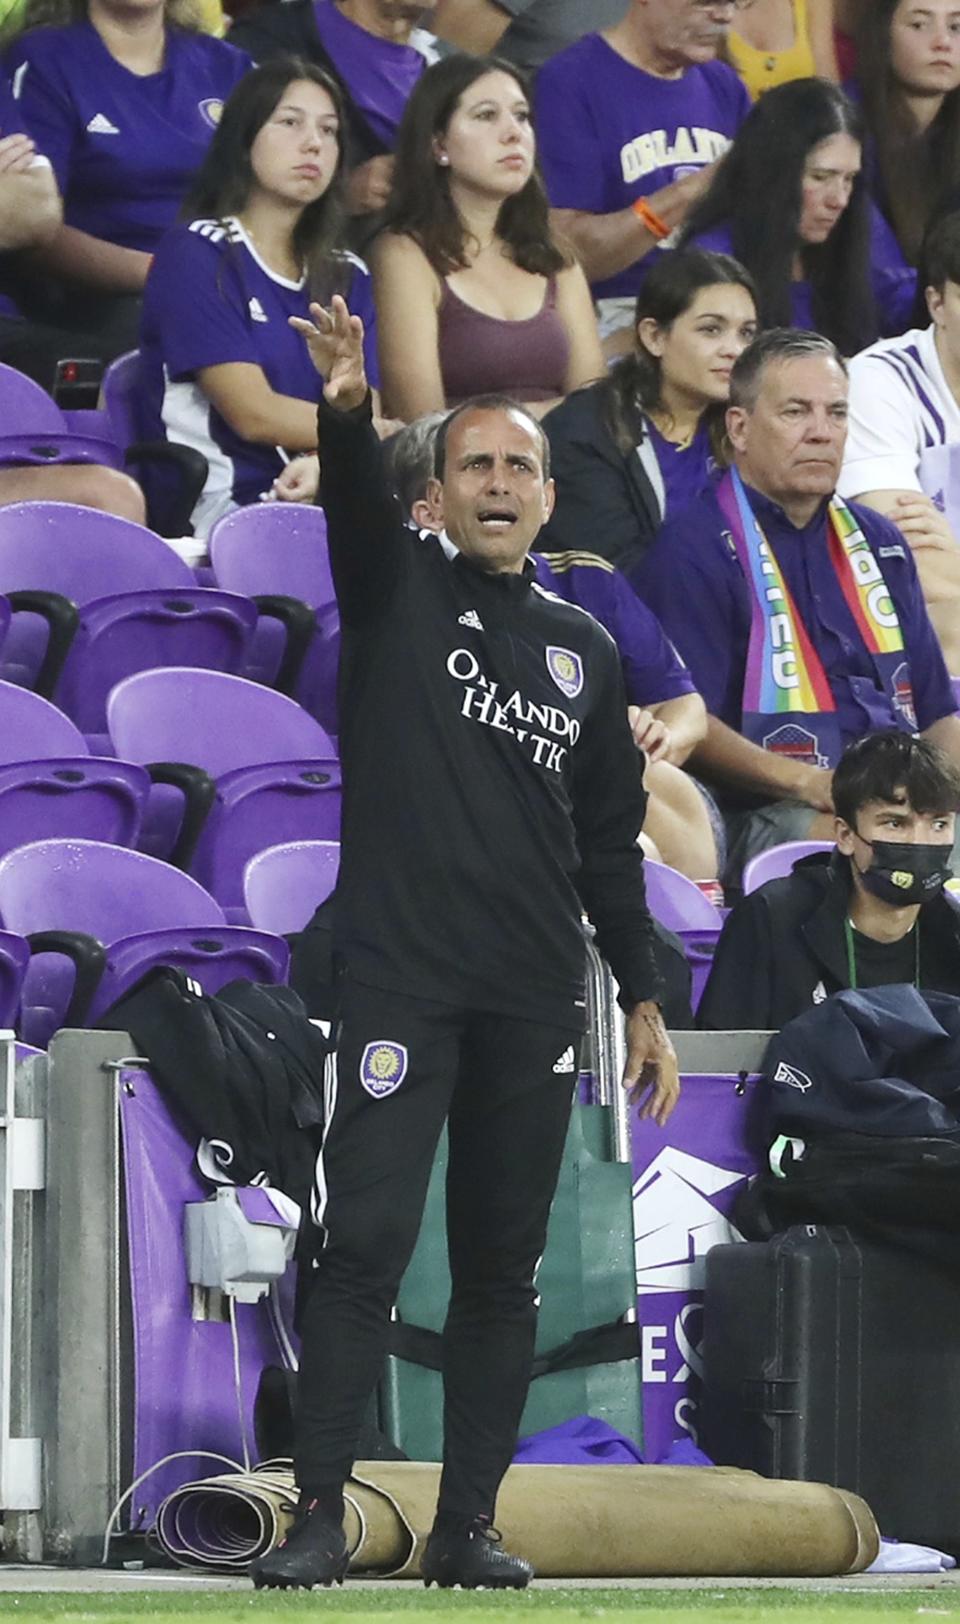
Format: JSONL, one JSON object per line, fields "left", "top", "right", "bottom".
{"left": 631, "top": 195, "right": 670, "bottom": 240}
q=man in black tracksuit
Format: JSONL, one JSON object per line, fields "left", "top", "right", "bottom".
{"left": 252, "top": 299, "right": 679, "bottom": 1592}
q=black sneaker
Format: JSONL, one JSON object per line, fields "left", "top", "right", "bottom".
{"left": 420, "top": 1516, "right": 533, "bottom": 1589}
{"left": 250, "top": 1498, "right": 349, "bottom": 1590}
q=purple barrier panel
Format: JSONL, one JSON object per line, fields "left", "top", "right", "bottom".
{"left": 630, "top": 1073, "right": 766, "bottom": 1461}
{"left": 118, "top": 1067, "right": 294, "bottom": 1526}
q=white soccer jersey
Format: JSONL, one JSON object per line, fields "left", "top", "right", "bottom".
{"left": 838, "top": 324, "right": 960, "bottom": 529}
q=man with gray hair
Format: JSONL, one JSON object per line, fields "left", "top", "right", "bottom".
{"left": 635, "top": 327, "right": 960, "bottom": 879}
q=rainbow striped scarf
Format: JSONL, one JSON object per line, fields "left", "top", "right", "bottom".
{"left": 716, "top": 469, "right": 909, "bottom": 768}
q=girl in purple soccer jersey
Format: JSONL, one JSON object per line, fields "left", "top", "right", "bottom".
{"left": 139, "top": 58, "right": 379, "bottom": 535}
{"left": 372, "top": 51, "right": 606, "bottom": 423}
{"left": 3, "top": 0, "right": 251, "bottom": 358}
{"left": 679, "top": 75, "right": 917, "bottom": 351}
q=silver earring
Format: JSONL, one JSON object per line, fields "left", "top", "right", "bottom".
{"left": 437, "top": 154, "right": 449, "bottom": 165}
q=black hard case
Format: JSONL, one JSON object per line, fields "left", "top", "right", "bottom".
{"left": 700, "top": 1225, "right": 960, "bottom": 1552}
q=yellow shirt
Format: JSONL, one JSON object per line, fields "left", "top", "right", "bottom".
{"left": 726, "top": 0, "right": 815, "bottom": 100}
{"left": 0, "top": 0, "right": 225, "bottom": 40}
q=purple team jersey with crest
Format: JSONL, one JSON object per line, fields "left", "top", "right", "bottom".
{"left": 534, "top": 34, "right": 749, "bottom": 301}
{"left": 532, "top": 551, "right": 695, "bottom": 706}
{"left": 139, "top": 216, "right": 379, "bottom": 522}
{"left": 4, "top": 22, "right": 251, "bottom": 249}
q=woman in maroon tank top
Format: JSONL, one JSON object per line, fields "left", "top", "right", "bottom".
{"left": 374, "top": 53, "right": 604, "bottom": 421}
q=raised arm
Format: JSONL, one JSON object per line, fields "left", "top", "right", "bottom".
{"left": 292, "top": 295, "right": 408, "bottom": 622}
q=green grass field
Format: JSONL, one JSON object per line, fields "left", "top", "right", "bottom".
{"left": 3, "top": 1588, "right": 960, "bottom": 1624}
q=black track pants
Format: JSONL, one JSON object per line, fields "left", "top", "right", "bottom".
{"left": 296, "top": 977, "right": 580, "bottom": 1522}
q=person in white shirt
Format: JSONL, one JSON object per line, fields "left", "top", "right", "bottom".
{"left": 838, "top": 209, "right": 960, "bottom": 674}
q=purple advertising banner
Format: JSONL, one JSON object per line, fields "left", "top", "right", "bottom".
{"left": 630, "top": 1074, "right": 765, "bottom": 1462}
{"left": 119, "top": 1068, "right": 296, "bottom": 1525}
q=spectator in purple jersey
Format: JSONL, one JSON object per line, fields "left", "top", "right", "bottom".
{"left": 541, "top": 248, "right": 757, "bottom": 575}
{"left": 679, "top": 77, "right": 915, "bottom": 349}
{"left": 533, "top": 0, "right": 751, "bottom": 358}
{"left": 140, "top": 58, "right": 379, "bottom": 534}
{"left": 229, "top": 0, "right": 436, "bottom": 231}
{"left": 374, "top": 54, "right": 604, "bottom": 424}
{"left": 389, "top": 410, "right": 722, "bottom": 880}
{"left": 0, "top": 79, "right": 147, "bottom": 513}
{"left": 853, "top": 0, "right": 960, "bottom": 268}
{"left": 3, "top": 0, "right": 251, "bottom": 359}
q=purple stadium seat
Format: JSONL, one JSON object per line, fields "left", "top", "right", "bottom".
{"left": 243, "top": 840, "right": 340, "bottom": 935}
{"left": 0, "top": 503, "right": 256, "bottom": 729}
{"left": 101, "top": 351, "right": 209, "bottom": 537}
{"left": 0, "top": 363, "right": 122, "bottom": 470}
{"left": 0, "top": 680, "right": 148, "bottom": 856}
{"left": 642, "top": 861, "right": 723, "bottom": 1011}
{"left": 208, "top": 504, "right": 339, "bottom": 734}
{"left": 643, "top": 859, "right": 723, "bottom": 931}
{"left": 59, "top": 589, "right": 257, "bottom": 750}
{"left": 742, "top": 840, "right": 834, "bottom": 895}
{"left": 0, "top": 837, "right": 290, "bottom": 1048}
{"left": 106, "top": 668, "right": 341, "bottom": 918}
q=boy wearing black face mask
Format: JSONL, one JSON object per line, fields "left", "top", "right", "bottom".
{"left": 698, "top": 731, "right": 960, "bottom": 1031}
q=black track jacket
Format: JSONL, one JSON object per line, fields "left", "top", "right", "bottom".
{"left": 318, "top": 394, "right": 662, "bottom": 1029}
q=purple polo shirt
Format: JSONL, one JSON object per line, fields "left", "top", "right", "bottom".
{"left": 532, "top": 550, "right": 696, "bottom": 705}
{"left": 312, "top": 0, "right": 425, "bottom": 150}
{"left": 689, "top": 207, "right": 916, "bottom": 340}
{"left": 5, "top": 22, "right": 251, "bottom": 250}
{"left": 534, "top": 33, "right": 749, "bottom": 301}
{"left": 631, "top": 481, "right": 955, "bottom": 743}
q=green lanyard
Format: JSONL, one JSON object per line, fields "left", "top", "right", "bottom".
{"left": 843, "top": 916, "right": 920, "bottom": 990}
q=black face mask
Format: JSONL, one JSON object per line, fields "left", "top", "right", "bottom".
{"left": 856, "top": 838, "right": 954, "bottom": 907}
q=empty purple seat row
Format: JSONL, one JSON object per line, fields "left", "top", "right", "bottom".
{"left": 209, "top": 503, "right": 338, "bottom": 737}
{"left": 0, "top": 358, "right": 207, "bottom": 537}
{"left": 0, "top": 500, "right": 340, "bottom": 744}
{"left": 0, "top": 669, "right": 341, "bottom": 920}
{"left": 108, "top": 667, "right": 340, "bottom": 918}
{"left": 0, "top": 838, "right": 289, "bottom": 1049}
{"left": 0, "top": 836, "right": 347, "bottom": 1047}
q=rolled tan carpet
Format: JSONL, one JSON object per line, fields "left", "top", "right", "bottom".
{"left": 154, "top": 1458, "right": 879, "bottom": 1577}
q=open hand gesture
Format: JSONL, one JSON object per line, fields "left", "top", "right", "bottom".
{"left": 289, "top": 294, "right": 367, "bottom": 412}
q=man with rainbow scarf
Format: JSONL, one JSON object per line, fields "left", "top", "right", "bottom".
{"left": 635, "top": 328, "right": 960, "bottom": 881}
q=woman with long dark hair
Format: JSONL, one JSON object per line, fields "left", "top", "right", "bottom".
{"left": 2, "top": 0, "right": 251, "bottom": 357}
{"left": 373, "top": 51, "right": 604, "bottom": 421}
{"left": 679, "top": 77, "right": 915, "bottom": 351}
{"left": 541, "top": 249, "right": 758, "bottom": 571}
{"left": 138, "top": 56, "right": 378, "bottom": 535}
{"left": 854, "top": 0, "right": 960, "bottom": 265}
